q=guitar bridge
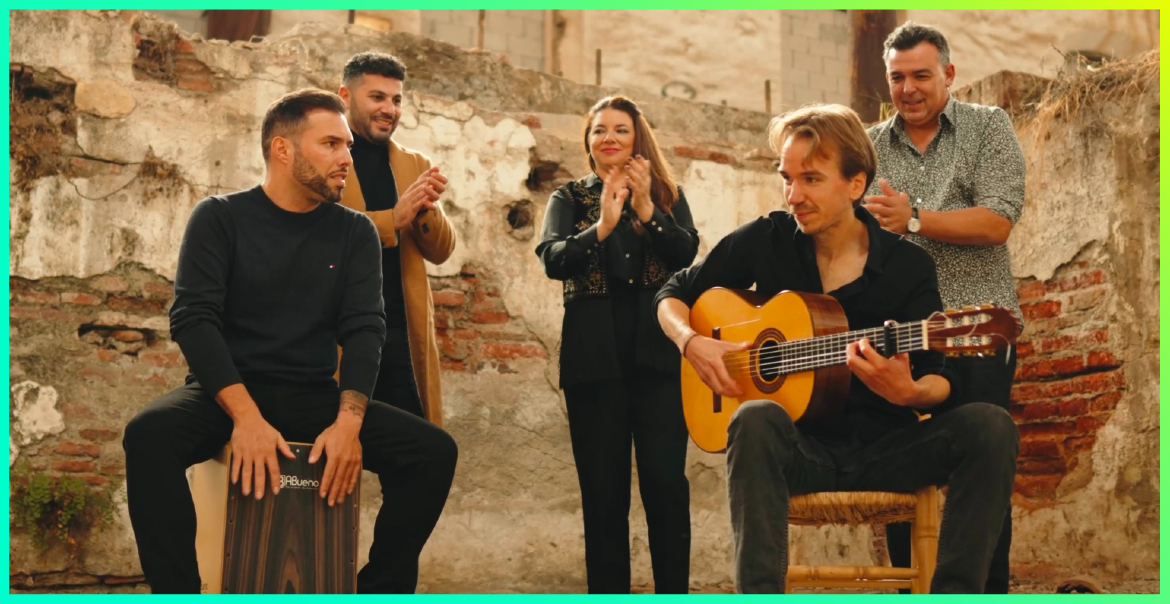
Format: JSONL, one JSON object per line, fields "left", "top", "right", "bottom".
{"left": 712, "top": 327, "right": 722, "bottom": 413}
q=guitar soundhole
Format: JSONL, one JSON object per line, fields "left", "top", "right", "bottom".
{"left": 751, "top": 328, "right": 786, "bottom": 394}
{"left": 758, "top": 340, "right": 781, "bottom": 380}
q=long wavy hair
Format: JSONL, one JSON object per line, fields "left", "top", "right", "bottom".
{"left": 583, "top": 95, "right": 679, "bottom": 213}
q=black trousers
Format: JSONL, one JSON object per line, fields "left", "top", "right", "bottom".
{"left": 887, "top": 345, "right": 1018, "bottom": 593}
{"left": 727, "top": 400, "right": 1018, "bottom": 593}
{"left": 122, "top": 379, "right": 457, "bottom": 594}
{"left": 562, "top": 375, "right": 691, "bottom": 594}
{"left": 372, "top": 325, "right": 425, "bottom": 419}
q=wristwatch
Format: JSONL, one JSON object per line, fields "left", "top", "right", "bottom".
{"left": 907, "top": 207, "right": 921, "bottom": 234}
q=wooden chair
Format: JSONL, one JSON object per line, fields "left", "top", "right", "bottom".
{"left": 785, "top": 486, "right": 942, "bottom": 594}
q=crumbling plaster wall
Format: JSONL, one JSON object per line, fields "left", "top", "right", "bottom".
{"left": 907, "top": 10, "right": 1160, "bottom": 88}
{"left": 968, "top": 66, "right": 1160, "bottom": 583}
{"left": 8, "top": 10, "right": 787, "bottom": 593}
{"left": 953, "top": 66, "right": 1160, "bottom": 584}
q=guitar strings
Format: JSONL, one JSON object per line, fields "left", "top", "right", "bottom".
{"left": 716, "top": 316, "right": 979, "bottom": 371}
{"left": 693, "top": 309, "right": 996, "bottom": 382}
{"left": 719, "top": 325, "right": 931, "bottom": 370}
{"left": 722, "top": 332, "right": 926, "bottom": 368}
{"left": 727, "top": 336, "right": 926, "bottom": 375}
{"left": 731, "top": 338, "right": 925, "bottom": 375}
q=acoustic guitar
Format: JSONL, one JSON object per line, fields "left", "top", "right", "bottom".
{"left": 681, "top": 288, "right": 1020, "bottom": 453}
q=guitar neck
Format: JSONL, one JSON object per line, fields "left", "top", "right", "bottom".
{"left": 767, "top": 321, "right": 928, "bottom": 376}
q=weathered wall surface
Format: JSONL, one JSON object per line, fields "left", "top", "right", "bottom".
{"left": 9, "top": 10, "right": 1158, "bottom": 594}
{"left": 778, "top": 10, "right": 851, "bottom": 110}
{"left": 907, "top": 10, "right": 1160, "bottom": 88}
{"left": 142, "top": 10, "right": 1160, "bottom": 117}
{"left": 571, "top": 10, "right": 784, "bottom": 113}
{"left": 421, "top": 10, "right": 546, "bottom": 72}
{"left": 555, "top": 10, "right": 847, "bottom": 114}
{"left": 959, "top": 62, "right": 1161, "bottom": 584}
{"left": 8, "top": 10, "right": 780, "bottom": 594}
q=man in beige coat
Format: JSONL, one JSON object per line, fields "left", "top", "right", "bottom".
{"left": 338, "top": 52, "right": 456, "bottom": 427}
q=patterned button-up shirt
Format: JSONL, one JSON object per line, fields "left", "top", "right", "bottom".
{"left": 867, "top": 96, "right": 1025, "bottom": 322}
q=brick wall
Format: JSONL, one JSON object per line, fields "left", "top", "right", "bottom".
{"left": 422, "top": 10, "right": 545, "bottom": 72}
{"left": 132, "top": 27, "right": 213, "bottom": 93}
{"left": 10, "top": 265, "right": 186, "bottom": 593}
{"left": 779, "top": 10, "right": 851, "bottom": 110}
{"left": 10, "top": 268, "right": 189, "bottom": 493}
{"left": 1010, "top": 262, "right": 1124, "bottom": 507}
{"left": 429, "top": 265, "right": 548, "bottom": 374}
{"left": 146, "top": 10, "right": 205, "bottom": 37}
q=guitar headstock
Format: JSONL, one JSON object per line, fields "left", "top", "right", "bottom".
{"left": 926, "top": 303, "right": 1022, "bottom": 356}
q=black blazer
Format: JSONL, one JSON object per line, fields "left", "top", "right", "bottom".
{"left": 535, "top": 173, "right": 700, "bottom": 388}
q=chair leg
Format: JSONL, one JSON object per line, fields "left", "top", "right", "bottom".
{"left": 911, "top": 487, "right": 941, "bottom": 594}
{"left": 908, "top": 519, "right": 919, "bottom": 594}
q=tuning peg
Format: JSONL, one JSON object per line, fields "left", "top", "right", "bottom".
{"left": 962, "top": 305, "right": 977, "bottom": 312}
{"left": 979, "top": 302, "right": 996, "bottom": 309}
{"left": 944, "top": 308, "right": 957, "bottom": 314}
{"left": 963, "top": 350, "right": 979, "bottom": 356}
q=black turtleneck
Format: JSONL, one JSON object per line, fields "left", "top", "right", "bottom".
{"left": 350, "top": 132, "right": 407, "bottom": 330}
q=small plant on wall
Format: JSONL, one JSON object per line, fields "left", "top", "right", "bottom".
{"left": 9, "top": 462, "right": 122, "bottom": 558}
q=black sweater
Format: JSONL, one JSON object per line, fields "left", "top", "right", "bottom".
{"left": 169, "top": 186, "right": 386, "bottom": 399}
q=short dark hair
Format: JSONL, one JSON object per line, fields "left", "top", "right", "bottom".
{"left": 884, "top": 22, "right": 951, "bottom": 66}
{"left": 260, "top": 88, "right": 346, "bottom": 162}
{"left": 342, "top": 51, "right": 407, "bottom": 87}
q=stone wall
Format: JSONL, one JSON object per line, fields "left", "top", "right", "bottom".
{"left": 422, "top": 10, "right": 546, "bottom": 72}
{"left": 568, "top": 10, "right": 784, "bottom": 113}
{"left": 142, "top": 10, "right": 1159, "bottom": 116}
{"left": 553, "top": 9, "right": 847, "bottom": 113}
{"left": 907, "top": 10, "right": 1160, "bottom": 88}
{"left": 959, "top": 62, "right": 1161, "bottom": 584}
{"left": 779, "top": 10, "right": 851, "bottom": 110}
{"left": 8, "top": 9, "right": 1159, "bottom": 594}
{"left": 8, "top": 10, "right": 778, "bottom": 594}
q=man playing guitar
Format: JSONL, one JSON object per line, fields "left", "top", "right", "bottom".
{"left": 654, "top": 104, "right": 1018, "bottom": 593}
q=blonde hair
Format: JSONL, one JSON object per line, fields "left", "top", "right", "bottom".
{"left": 767, "top": 104, "right": 877, "bottom": 203}
{"left": 583, "top": 95, "right": 679, "bottom": 212}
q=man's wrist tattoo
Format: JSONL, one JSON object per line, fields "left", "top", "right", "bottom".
{"left": 340, "top": 390, "right": 368, "bottom": 419}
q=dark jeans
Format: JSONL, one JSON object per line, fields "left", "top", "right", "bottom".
{"left": 373, "top": 325, "right": 425, "bottom": 419}
{"left": 122, "top": 379, "right": 458, "bottom": 594}
{"left": 888, "top": 344, "right": 1018, "bottom": 593}
{"left": 726, "top": 400, "right": 1018, "bottom": 594}
{"left": 563, "top": 375, "right": 691, "bottom": 594}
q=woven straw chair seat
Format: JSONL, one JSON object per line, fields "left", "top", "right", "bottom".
{"left": 788, "top": 491, "right": 925, "bottom": 526}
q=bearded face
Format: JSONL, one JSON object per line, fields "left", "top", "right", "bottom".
{"left": 291, "top": 142, "right": 345, "bottom": 203}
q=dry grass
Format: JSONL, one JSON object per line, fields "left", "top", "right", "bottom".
{"left": 1012, "top": 49, "right": 1159, "bottom": 180}
{"left": 1020, "top": 49, "right": 1159, "bottom": 130}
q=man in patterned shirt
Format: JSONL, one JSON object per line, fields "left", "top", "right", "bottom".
{"left": 862, "top": 22, "right": 1024, "bottom": 593}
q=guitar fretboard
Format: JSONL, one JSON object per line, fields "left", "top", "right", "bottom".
{"left": 752, "top": 321, "right": 928, "bottom": 376}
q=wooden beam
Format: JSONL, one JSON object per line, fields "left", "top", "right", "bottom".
{"left": 477, "top": 10, "right": 486, "bottom": 50}
{"left": 543, "top": 10, "right": 556, "bottom": 73}
{"left": 850, "top": 10, "right": 898, "bottom": 124}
